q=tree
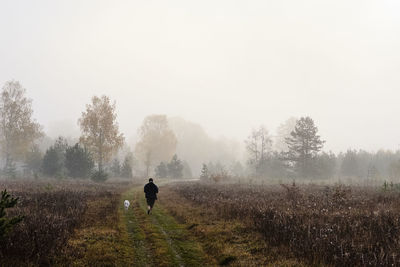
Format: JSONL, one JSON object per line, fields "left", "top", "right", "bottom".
{"left": 285, "top": 117, "right": 325, "bottom": 178}
{"left": 135, "top": 115, "right": 177, "bottom": 176}
{"left": 121, "top": 153, "right": 133, "bottom": 178}
{"left": 24, "top": 145, "right": 43, "bottom": 177}
{"left": 0, "top": 190, "right": 23, "bottom": 239}
{"left": 42, "top": 137, "right": 68, "bottom": 177}
{"left": 155, "top": 162, "right": 168, "bottom": 178}
{"left": 245, "top": 126, "right": 272, "bottom": 177}
{"left": 65, "top": 143, "right": 94, "bottom": 178}
{"left": 200, "top": 163, "right": 209, "bottom": 180}
{"left": 167, "top": 154, "right": 183, "bottom": 178}
{"left": 340, "top": 150, "right": 359, "bottom": 177}
{"left": 315, "top": 151, "right": 337, "bottom": 179}
{"left": 230, "top": 161, "right": 245, "bottom": 177}
{"left": 389, "top": 160, "right": 400, "bottom": 181}
{"left": 110, "top": 158, "right": 121, "bottom": 177}
{"left": 274, "top": 117, "right": 298, "bottom": 152}
{"left": 182, "top": 161, "right": 193, "bottom": 178}
{"left": 78, "top": 95, "right": 124, "bottom": 174}
{"left": 0, "top": 81, "right": 43, "bottom": 177}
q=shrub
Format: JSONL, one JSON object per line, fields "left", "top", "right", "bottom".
{"left": 0, "top": 190, "right": 23, "bottom": 239}
{"left": 91, "top": 170, "right": 108, "bottom": 182}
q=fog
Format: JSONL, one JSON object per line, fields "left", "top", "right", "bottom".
{"left": 1, "top": 1, "right": 400, "bottom": 158}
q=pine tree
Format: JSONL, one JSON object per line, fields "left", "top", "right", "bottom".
{"left": 24, "top": 145, "right": 43, "bottom": 177}
{"left": 42, "top": 137, "right": 68, "bottom": 177}
{"left": 167, "top": 154, "right": 183, "bottom": 178}
{"left": 0, "top": 189, "right": 23, "bottom": 239}
{"left": 155, "top": 162, "right": 168, "bottom": 178}
{"left": 285, "top": 117, "right": 324, "bottom": 178}
{"left": 65, "top": 143, "right": 94, "bottom": 178}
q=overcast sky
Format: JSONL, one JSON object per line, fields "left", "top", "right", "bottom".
{"left": 0, "top": 0, "right": 399, "bottom": 153}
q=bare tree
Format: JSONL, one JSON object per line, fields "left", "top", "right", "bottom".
{"left": 0, "top": 81, "right": 43, "bottom": 176}
{"left": 245, "top": 126, "right": 272, "bottom": 177}
{"left": 78, "top": 95, "right": 124, "bottom": 173}
{"left": 274, "top": 117, "right": 297, "bottom": 152}
{"left": 135, "top": 115, "right": 177, "bottom": 177}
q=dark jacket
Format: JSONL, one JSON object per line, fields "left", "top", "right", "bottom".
{"left": 144, "top": 182, "right": 158, "bottom": 199}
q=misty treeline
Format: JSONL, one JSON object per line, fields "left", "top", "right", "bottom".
{"left": 0, "top": 80, "right": 400, "bottom": 183}
{"left": 235, "top": 117, "right": 400, "bottom": 183}
{"left": 200, "top": 116, "right": 400, "bottom": 183}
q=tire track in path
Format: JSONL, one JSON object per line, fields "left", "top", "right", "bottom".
{"left": 121, "top": 184, "right": 206, "bottom": 267}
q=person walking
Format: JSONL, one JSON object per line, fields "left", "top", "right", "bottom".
{"left": 144, "top": 178, "right": 158, "bottom": 214}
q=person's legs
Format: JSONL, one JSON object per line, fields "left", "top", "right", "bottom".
{"left": 146, "top": 198, "right": 155, "bottom": 214}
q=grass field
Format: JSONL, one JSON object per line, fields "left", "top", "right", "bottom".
{"left": 2, "top": 179, "right": 399, "bottom": 266}
{"left": 166, "top": 181, "right": 400, "bottom": 266}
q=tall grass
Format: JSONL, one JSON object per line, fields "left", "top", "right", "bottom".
{"left": 0, "top": 179, "right": 126, "bottom": 266}
{"left": 172, "top": 182, "right": 400, "bottom": 266}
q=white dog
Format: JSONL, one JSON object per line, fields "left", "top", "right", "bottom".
{"left": 124, "top": 200, "right": 130, "bottom": 210}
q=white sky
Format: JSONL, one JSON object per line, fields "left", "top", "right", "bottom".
{"left": 0, "top": 0, "right": 399, "bottom": 153}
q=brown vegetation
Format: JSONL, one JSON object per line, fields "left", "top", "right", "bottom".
{"left": 169, "top": 182, "right": 400, "bottom": 266}
{"left": 159, "top": 185, "right": 306, "bottom": 266}
{"left": 0, "top": 179, "right": 129, "bottom": 266}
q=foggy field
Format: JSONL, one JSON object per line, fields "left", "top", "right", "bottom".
{"left": 2, "top": 178, "right": 400, "bottom": 266}
{"left": 169, "top": 182, "right": 400, "bottom": 266}
{"left": 1, "top": 1, "right": 400, "bottom": 266}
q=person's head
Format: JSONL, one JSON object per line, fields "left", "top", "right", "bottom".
{"left": 149, "top": 178, "right": 153, "bottom": 183}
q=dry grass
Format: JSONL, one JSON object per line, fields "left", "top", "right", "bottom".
{"left": 0, "top": 179, "right": 132, "bottom": 266}
{"left": 168, "top": 181, "right": 400, "bottom": 266}
{"left": 159, "top": 185, "right": 308, "bottom": 266}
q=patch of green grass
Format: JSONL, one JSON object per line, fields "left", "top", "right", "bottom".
{"left": 123, "top": 185, "right": 207, "bottom": 267}
{"left": 120, "top": 187, "right": 153, "bottom": 266}
{"left": 140, "top": 197, "right": 206, "bottom": 266}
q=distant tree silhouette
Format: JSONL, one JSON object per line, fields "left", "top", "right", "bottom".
{"left": 155, "top": 162, "right": 168, "bottom": 178}
{"left": 78, "top": 95, "right": 124, "bottom": 174}
{"left": 245, "top": 126, "right": 272, "bottom": 177}
{"left": 42, "top": 137, "right": 68, "bottom": 177}
{"left": 200, "top": 163, "right": 209, "bottom": 180}
{"left": 135, "top": 115, "right": 177, "bottom": 177}
{"left": 110, "top": 158, "right": 121, "bottom": 177}
{"left": 121, "top": 153, "right": 133, "bottom": 178}
{"left": 285, "top": 117, "right": 324, "bottom": 178}
{"left": 24, "top": 145, "right": 43, "bottom": 177}
{"left": 65, "top": 143, "right": 94, "bottom": 178}
{"left": 167, "top": 154, "right": 183, "bottom": 178}
{"left": 0, "top": 80, "right": 43, "bottom": 178}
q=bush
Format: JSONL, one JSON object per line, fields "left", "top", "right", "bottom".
{"left": 0, "top": 190, "right": 23, "bottom": 239}
{"left": 91, "top": 170, "right": 108, "bottom": 182}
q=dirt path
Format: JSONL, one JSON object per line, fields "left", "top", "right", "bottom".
{"left": 120, "top": 184, "right": 207, "bottom": 267}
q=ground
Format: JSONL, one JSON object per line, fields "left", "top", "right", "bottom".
{"left": 120, "top": 185, "right": 209, "bottom": 267}
{"left": 46, "top": 181, "right": 310, "bottom": 266}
